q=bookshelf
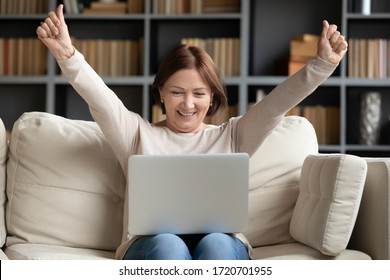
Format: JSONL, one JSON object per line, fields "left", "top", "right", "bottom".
{"left": 343, "top": 0, "right": 390, "bottom": 156}
{"left": 0, "top": 0, "right": 389, "bottom": 156}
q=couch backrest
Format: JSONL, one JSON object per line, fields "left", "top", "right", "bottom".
{"left": 5, "top": 112, "right": 318, "bottom": 251}
{"left": 244, "top": 115, "right": 318, "bottom": 247}
{"left": 0, "top": 118, "right": 7, "bottom": 248}
{"left": 6, "top": 112, "right": 126, "bottom": 251}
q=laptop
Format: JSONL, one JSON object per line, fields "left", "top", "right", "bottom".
{"left": 127, "top": 153, "right": 249, "bottom": 236}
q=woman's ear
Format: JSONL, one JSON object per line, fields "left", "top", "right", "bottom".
{"left": 158, "top": 87, "right": 164, "bottom": 102}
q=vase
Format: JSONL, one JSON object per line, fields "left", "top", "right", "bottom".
{"left": 362, "top": 0, "right": 371, "bottom": 15}
{"left": 359, "top": 91, "right": 381, "bottom": 145}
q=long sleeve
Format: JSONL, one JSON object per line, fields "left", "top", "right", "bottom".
{"left": 57, "top": 50, "right": 138, "bottom": 171}
{"left": 236, "top": 56, "right": 338, "bottom": 156}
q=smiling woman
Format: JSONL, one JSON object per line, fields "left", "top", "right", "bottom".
{"left": 158, "top": 68, "right": 213, "bottom": 133}
{"left": 36, "top": 4, "right": 347, "bottom": 260}
{"left": 152, "top": 44, "right": 228, "bottom": 120}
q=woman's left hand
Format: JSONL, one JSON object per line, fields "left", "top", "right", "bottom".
{"left": 317, "top": 20, "right": 348, "bottom": 65}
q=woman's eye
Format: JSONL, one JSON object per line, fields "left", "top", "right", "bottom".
{"left": 195, "top": 92, "right": 206, "bottom": 96}
{"left": 171, "top": 91, "right": 183, "bottom": 95}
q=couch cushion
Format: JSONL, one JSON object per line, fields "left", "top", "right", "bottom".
{"left": 252, "top": 243, "right": 371, "bottom": 260}
{"left": 5, "top": 244, "right": 115, "bottom": 260}
{"left": 0, "top": 118, "right": 7, "bottom": 247}
{"left": 290, "top": 154, "right": 367, "bottom": 256}
{"left": 244, "top": 116, "right": 318, "bottom": 247}
{"left": 6, "top": 112, "right": 126, "bottom": 251}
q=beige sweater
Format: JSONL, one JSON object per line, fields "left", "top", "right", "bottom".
{"left": 58, "top": 50, "right": 337, "bottom": 259}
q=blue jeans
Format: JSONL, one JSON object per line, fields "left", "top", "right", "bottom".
{"left": 123, "top": 233, "right": 249, "bottom": 260}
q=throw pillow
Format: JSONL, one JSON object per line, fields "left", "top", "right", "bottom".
{"left": 290, "top": 154, "right": 367, "bottom": 256}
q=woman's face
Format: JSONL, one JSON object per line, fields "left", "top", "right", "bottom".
{"left": 159, "top": 69, "right": 212, "bottom": 133}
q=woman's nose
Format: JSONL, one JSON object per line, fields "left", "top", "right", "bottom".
{"left": 182, "top": 94, "right": 195, "bottom": 109}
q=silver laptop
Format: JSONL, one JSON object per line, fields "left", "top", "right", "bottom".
{"left": 127, "top": 153, "right": 249, "bottom": 236}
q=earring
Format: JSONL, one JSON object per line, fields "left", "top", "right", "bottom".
{"left": 160, "top": 99, "right": 164, "bottom": 103}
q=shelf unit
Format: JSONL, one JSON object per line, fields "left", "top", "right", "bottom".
{"left": 0, "top": 0, "right": 390, "bottom": 156}
{"left": 342, "top": 0, "right": 390, "bottom": 156}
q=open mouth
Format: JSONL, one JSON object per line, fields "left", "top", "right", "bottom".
{"left": 178, "top": 111, "right": 196, "bottom": 117}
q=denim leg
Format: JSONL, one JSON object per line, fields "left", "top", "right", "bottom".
{"left": 123, "top": 233, "right": 192, "bottom": 260}
{"left": 192, "top": 233, "right": 249, "bottom": 260}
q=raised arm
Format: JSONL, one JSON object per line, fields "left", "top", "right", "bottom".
{"left": 36, "top": 4, "right": 74, "bottom": 60}
{"left": 236, "top": 20, "right": 348, "bottom": 156}
{"left": 36, "top": 4, "right": 139, "bottom": 172}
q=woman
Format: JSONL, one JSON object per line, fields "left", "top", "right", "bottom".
{"left": 36, "top": 5, "right": 347, "bottom": 260}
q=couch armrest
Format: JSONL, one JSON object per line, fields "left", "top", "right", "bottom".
{"left": 348, "top": 159, "right": 390, "bottom": 260}
{"left": 0, "top": 248, "right": 8, "bottom": 260}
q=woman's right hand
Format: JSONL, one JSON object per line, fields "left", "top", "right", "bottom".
{"left": 36, "top": 4, "right": 75, "bottom": 60}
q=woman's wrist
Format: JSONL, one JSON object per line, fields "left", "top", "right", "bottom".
{"left": 55, "top": 45, "right": 75, "bottom": 61}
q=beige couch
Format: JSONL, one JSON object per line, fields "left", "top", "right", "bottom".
{"left": 0, "top": 112, "right": 389, "bottom": 260}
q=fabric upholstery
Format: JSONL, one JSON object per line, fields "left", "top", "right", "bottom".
{"left": 252, "top": 242, "right": 371, "bottom": 260}
{"left": 5, "top": 112, "right": 126, "bottom": 251}
{"left": 5, "top": 243, "right": 115, "bottom": 260}
{"left": 0, "top": 118, "right": 7, "bottom": 247}
{"left": 244, "top": 116, "right": 318, "bottom": 247}
{"left": 290, "top": 154, "right": 367, "bottom": 256}
{"left": 349, "top": 159, "right": 390, "bottom": 260}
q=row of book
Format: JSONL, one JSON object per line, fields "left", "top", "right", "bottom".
{"left": 0, "top": 0, "right": 48, "bottom": 14}
{"left": 64, "top": 0, "right": 145, "bottom": 14}
{"left": 72, "top": 37, "right": 144, "bottom": 76}
{"left": 286, "top": 106, "right": 340, "bottom": 145}
{"left": 0, "top": 38, "right": 47, "bottom": 76}
{"left": 181, "top": 37, "right": 240, "bottom": 76}
{"left": 347, "top": 38, "right": 390, "bottom": 79}
{"left": 152, "top": 0, "right": 240, "bottom": 14}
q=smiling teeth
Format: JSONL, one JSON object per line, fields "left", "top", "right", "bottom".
{"left": 179, "top": 111, "right": 194, "bottom": 116}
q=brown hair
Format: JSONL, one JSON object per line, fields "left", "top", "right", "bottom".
{"left": 152, "top": 44, "right": 228, "bottom": 116}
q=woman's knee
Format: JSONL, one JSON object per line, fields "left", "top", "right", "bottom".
{"left": 197, "top": 233, "right": 233, "bottom": 248}
{"left": 124, "top": 233, "right": 191, "bottom": 260}
{"left": 194, "top": 233, "right": 249, "bottom": 260}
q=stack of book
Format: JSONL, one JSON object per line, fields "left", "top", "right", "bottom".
{"left": 288, "top": 34, "right": 319, "bottom": 76}
{"left": 152, "top": 0, "right": 240, "bottom": 14}
{"left": 0, "top": 38, "right": 47, "bottom": 76}
{"left": 181, "top": 37, "right": 240, "bottom": 76}
{"left": 72, "top": 37, "right": 144, "bottom": 76}
{"left": 348, "top": 38, "right": 390, "bottom": 79}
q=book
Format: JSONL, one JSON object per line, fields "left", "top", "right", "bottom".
{"left": 288, "top": 60, "right": 306, "bottom": 76}
{"left": 152, "top": 0, "right": 240, "bottom": 14}
{"left": 302, "top": 106, "right": 340, "bottom": 145}
{"left": 288, "top": 34, "right": 319, "bottom": 75}
{"left": 181, "top": 37, "right": 240, "bottom": 76}
{"left": 72, "top": 37, "right": 143, "bottom": 76}
{"left": 348, "top": 38, "right": 389, "bottom": 79}
{"left": 83, "top": 1, "right": 127, "bottom": 14}
{"left": 127, "top": 0, "right": 145, "bottom": 13}
{"left": 290, "top": 34, "right": 319, "bottom": 57}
